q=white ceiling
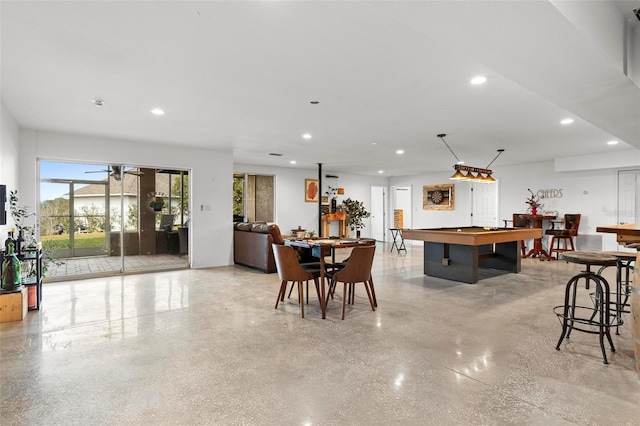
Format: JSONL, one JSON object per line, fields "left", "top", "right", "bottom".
{"left": 2, "top": 1, "right": 639, "bottom": 177}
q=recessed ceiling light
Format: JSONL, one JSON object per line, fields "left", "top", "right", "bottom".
{"left": 470, "top": 76, "right": 487, "bottom": 85}
{"left": 290, "top": 160, "right": 297, "bottom": 164}
{"left": 92, "top": 99, "right": 105, "bottom": 107}
{"left": 396, "top": 150, "right": 404, "bottom": 155}
{"left": 378, "top": 170, "right": 384, "bottom": 174}
{"left": 302, "top": 133, "right": 312, "bottom": 139}
{"left": 560, "top": 118, "right": 574, "bottom": 125}
{"left": 607, "top": 140, "right": 619, "bottom": 145}
{"left": 372, "top": 142, "right": 378, "bottom": 146}
{"left": 151, "top": 108, "right": 165, "bottom": 115}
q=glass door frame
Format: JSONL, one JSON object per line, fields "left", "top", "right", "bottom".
{"left": 43, "top": 178, "right": 112, "bottom": 259}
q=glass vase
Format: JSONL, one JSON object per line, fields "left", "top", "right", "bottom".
{"left": 1, "top": 244, "right": 22, "bottom": 291}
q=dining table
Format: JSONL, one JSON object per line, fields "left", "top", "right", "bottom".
{"left": 520, "top": 214, "right": 557, "bottom": 260}
{"left": 284, "top": 237, "right": 376, "bottom": 318}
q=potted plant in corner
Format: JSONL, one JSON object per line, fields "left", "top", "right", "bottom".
{"left": 341, "top": 198, "right": 371, "bottom": 238}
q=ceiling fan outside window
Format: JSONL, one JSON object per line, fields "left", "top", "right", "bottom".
{"left": 85, "top": 165, "right": 143, "bottom": 181}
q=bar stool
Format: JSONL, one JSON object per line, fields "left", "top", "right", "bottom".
{"left": 554, "top": 251, "right": 619, "bottom": 364}
{"left": 597, "top": 251, "right": 635, "bottom": 335}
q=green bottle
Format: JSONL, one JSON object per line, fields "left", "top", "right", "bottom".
{"left": 1, "top": 243, "right": 22, "bottom": 291}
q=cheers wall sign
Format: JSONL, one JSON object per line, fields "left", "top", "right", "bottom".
{"left": 535, "top": 189, "right": 563, "bottom": 199}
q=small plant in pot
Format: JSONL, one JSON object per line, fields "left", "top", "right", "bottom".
{"left": 341, "top": 198, "right": 371, "bottom": 238}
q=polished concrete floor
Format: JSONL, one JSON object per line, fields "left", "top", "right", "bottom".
{"left": 1, "top": 243, "right": 639, "bottom": 425}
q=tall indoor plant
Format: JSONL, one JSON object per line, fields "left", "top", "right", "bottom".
{"left": 341, "top": 198, "right": 371, "bottom": 238}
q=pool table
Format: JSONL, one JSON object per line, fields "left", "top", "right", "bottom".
{"left": 402, "top": 227, "right": 542, "bottom": 283}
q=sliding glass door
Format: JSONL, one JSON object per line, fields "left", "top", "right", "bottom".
{"left": 40, "top": 161, "right": 189, "bottom": 280}
{"left": 40, "top": 180, "right": 110, "bottom": 258}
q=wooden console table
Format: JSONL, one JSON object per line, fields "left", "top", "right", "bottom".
{"left": 322, "top": 213, "right": 348, "bottom": 238}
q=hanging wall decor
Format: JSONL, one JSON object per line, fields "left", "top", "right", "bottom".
{"left": 305, "top": 179, "right": 319, "bottom": 202}
{"left": 423, "top": 184, "right": 454, "bottom": 210}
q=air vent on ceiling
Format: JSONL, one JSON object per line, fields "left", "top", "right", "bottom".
{"left": 268, "top": 153, "right": 283, "bottom": 157}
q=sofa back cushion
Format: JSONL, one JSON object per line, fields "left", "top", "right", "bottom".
{"left": 235, "top": 222, "right": 253, "bottom": 231}
{"left": 251, "top": 223, "right": 284, "bottom": 245}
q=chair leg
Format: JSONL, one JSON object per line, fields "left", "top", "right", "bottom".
{"left": 347, "top": 283, "right": 354, "bottom": 305}
{"left": 287, "top": 282, "right": 295, "bottom": 299}
{"left": 314, "top": 277, "right": 322, "bottom": 306}
{"left": 299, "top": 281, "right": 304, "bottom": 318}
{"left": 368, "top": 275, "right": 377, "bottom": 307}
{"left": 550, "top": 237, "right": 557, "bottom": 259}
{"left": 342, "top": 282, "right": 347, "bottom": 320}
{"left": 364, "top": 282, "right": 376, "bottom": 311}
{"left": 275, "top": 280, "right": 287, "bottom": 309}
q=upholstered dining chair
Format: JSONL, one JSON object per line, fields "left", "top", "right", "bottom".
{"left": 545, "top": 214, "right": 581, "bottom": 259}
{"left": 325, "top": 245, "right": 376, "bottom": 320}
{"left": 272, "top": 244, "right": 321, "bottom": 318}
{"left": 502, "top": 213, "right": 530, "bottom": 256}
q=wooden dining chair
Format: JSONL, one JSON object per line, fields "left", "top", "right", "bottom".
{"left": 325, "top": 245, "right": 376, "bottom": 320}
{"left": 502, "top": 213, "right": 529, "bottom": 256}
{"left": 272, "top": 244, "right": 321, "bottom": 318}
{"left": 545, "top": 214, "right": 581, "bottom": 259}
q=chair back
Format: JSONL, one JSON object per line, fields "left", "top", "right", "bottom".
{"left": 272, "top": 244, "right": 313, "bottom": 282}
{"left": 513, "top": 213, "right": 529, "bottom": 228}
{"left": 160, "top": 214, "right": 174, "bottom": 231}
{"left": 564, "top": 214, "right": 581, "bottom": 236}
{"left": 333, "top": 245, "right": 376, "bottom": 283}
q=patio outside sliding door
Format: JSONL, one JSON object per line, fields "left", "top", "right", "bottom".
{"left": 40, "top": 161, "right": 189, "bottom": 280}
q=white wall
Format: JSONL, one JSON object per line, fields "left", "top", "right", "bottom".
{"left": 7, "top": 119, "right": 640, "bottom": 267}
{"left": 0, "top": 102, "right": 20, "bottom": 209}
{"left": 18, "top": 129, "right": 233, "bottom": 269}
{"left": 234, "top": 163, "right": 387, "bottom": 238}
{"left": 389, "top": 173, "right": 472, "bottom": 230}
{"left": 390, "top": 158, "right": 637, "bottom": 251}
{"left": 551, "top": 0, "right": 640, "bottom": 86}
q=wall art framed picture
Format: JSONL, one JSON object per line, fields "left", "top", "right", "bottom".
{"left": 305, "top": 179, "right": 319, "bottom": 202}
{"left": 423, "top": 184, "right": 454, "bottom": 210}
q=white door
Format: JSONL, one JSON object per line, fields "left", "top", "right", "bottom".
{"left": 393, "top": 185, "right": 412, "bottom": 228}
{"left": 618, "top": 170, "right": 640, "bottom": 224}
{"left": 370, "top": 186, "right": 385, "bottom": 241}
{"left": 471, "top": 182, "right": 498, "bottom": 227}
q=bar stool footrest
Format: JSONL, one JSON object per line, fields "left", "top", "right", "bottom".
{"left": 553, "top": 305, "right": 621, "bottom": 334}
